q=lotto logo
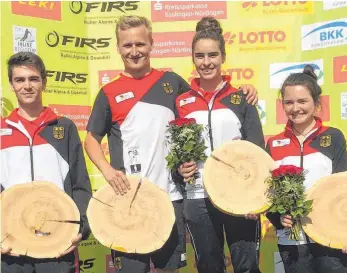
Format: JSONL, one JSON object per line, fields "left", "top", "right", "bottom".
{"left": 333, "top": 56, "right": 347, "bottom": 83}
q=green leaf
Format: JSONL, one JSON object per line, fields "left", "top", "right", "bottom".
{"left": 166, "top": 154, "right": 173, "bottom": 162}
{"left": 305, "top": 199, "right": 313, "bottom": 207}
{"left": 183, "top": 142, "right": 194, "bottom": 151}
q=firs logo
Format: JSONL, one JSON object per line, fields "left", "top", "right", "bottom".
{"left": 46, "top": 71, "right": 88, "bottom": 84}
{"left": 45, "top": 31, "right": 111, "bottom": 50}
{"left": 69, "top": 1, "right": 139, "bottom": 14}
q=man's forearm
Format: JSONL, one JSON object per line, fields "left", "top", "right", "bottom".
{"left": 84, "top": 132, "right": 111, "bottom": 175}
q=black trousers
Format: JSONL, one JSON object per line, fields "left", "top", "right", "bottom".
{"left": 279, "top": 243, "right": 347, "bottom": 273}
{"left": 184, "top": 198, "right": 261, "bottom": 273}
{"left": 1, "top": 252, "right": 75, "bottom": 273}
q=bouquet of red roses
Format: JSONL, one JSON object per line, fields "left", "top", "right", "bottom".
{"left": 267, "top": 165, "right": 313, "bottom": 240}
{"left": 166, "top": 118, "right": 207, "bottom": 184}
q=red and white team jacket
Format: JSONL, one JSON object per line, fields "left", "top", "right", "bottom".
{"left": 266, "top": 118, "right": 347, "bottom": 245}
{"left": 0, "top": 108, "right": 92, "bottom": 239}
{"left": 175, "top": 76, "right": 265, "bottom": 199}
{"left": 87, "top": 69, "right": 190, "bottom": 201}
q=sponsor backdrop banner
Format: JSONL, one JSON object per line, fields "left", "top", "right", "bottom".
{"left": 1, "top": 1, "right": 347, "bottom": 273}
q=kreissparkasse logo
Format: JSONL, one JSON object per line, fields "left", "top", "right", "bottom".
{"left": 45, "top": 31, "right": 111, "bottom": 50}
{"left": 46, "top": 71, "right": 88, "bottom": 85}
{"left": 69, "top": 1, "right": 139, "bottom": 14}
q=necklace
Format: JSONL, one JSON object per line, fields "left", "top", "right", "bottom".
{"left": 292, "top": 127, "right": 310, "bottom": 137}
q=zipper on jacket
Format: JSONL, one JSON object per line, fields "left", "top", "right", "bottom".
{"left": 194, "top": 82, "right": 226, "bottom": 152}
{"left": 300, "top": 144, "right": 304, "bottom": 168}
{"left": 297, "top": 138, "right": 309, "bottom": 244}
{"left": 29, "top": 142, "right": 34, "bottom": 181}
{"left": 207, "top": 108, "right": 214, "bottom": 151}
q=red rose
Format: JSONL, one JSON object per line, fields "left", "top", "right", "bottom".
{"left": 284, "top": 165, "right": 303, "bottom": 175}
{"left": 183, "top": 118, "right": 196, "bottom": 125}
{"left": 169, "top": 118, "right": 196, "bottom": 126}
{"left": 271, "top": 165, "right": 304, "bottom": 178}
{"left": 271, "top": 166, "right": 286, "bottom": 177}
{"left": 169, "top": 118, "right": 184, "bottom": 126}
{"left": 271, "top": 168, "right": 281, "bottom": 178}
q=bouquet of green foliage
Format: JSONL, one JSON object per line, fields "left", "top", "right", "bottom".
{"left": 165, "top": 118, "right": 207, "bottom": 184}
{"left": 267, "top": 165, "right": 313, "bottom": 240}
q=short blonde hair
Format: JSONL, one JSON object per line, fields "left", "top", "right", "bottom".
{"left": 115, "top": 15, "right": 153, "bottom": 44}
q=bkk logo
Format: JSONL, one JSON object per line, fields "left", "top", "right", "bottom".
{"left": 69, "top": 1, "right": 139, "bottom": 14}
{"left": 223, "top": 30, "right": 286, "bottom": 45}
{"left": 270, "top": 60, "right": 324, "bottom": 89}
{"left": 45, "top": 31, "right": 111, "bottom": 50}
{"left": 302, "top": 19, "right": 347, "bottom": 51}
{"left": 47, "top": 71, "right": 88, "bottom": 84}
{"left": 323, "top": 0, "right": 347, "bottom": 11}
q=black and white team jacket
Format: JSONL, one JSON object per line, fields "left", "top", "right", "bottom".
{"left": 87, "top": 69, "right": 190, "bottom": 201}
{"left": 266, "top": 118, "right": 347, "bottom": 245}
{"left": 0, "top": 108, "right": 92, "bottom": 239}
{"left": 175, "top": 76, "right": 265, "bottom": 199}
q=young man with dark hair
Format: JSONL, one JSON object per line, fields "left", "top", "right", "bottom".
{"left": 1, "top": 52, "right": 92, "bottom": 273}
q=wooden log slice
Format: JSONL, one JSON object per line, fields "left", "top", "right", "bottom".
{"left": 302, "top": 172, "right": 347, "bottom": 249}
{"left": 87, "top": 175, "right": 175, "bottom": 254}
{"left": 204, "top": 140, "right": 276, "bottom": 216}
{"left": 0, "top": 181, "right": 80, "bottom": 258}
